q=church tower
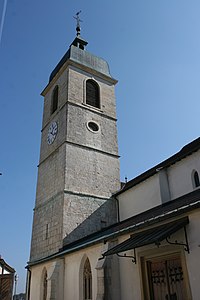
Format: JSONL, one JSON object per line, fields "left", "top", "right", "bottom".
{"left": 30, "top": 19, "right": 120, "bottom": 262}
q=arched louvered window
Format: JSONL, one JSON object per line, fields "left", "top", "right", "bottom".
{"left": 51, "top": 85, "right": 58, "bottom": 114}
{"left": 194, "top": 171, "right": 200, "bottom": 188}
{"left": 83, "top": 258, "right": 92, "bottom": 300}
{"left": 86, "top": 80, "right": 100, "bottom": 108}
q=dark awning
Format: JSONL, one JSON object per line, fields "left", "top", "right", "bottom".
{"left": 102, "top": 217, "right": 189, "bottom": 257}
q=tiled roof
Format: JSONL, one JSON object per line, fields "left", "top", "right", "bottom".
{"left": 61, "top": 188, "right": 200, "bottom": 253}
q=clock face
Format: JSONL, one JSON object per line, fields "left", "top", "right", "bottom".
{"left": 47, "top": 121, "right": 58, "bottom": 145}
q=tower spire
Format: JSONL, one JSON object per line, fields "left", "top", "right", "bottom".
{"left": 73, "top": 11, "right": 82, "bottom": 36}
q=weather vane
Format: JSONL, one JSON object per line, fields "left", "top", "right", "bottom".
{"left": 73, "top": 11, "right": 82, "bottom": 36}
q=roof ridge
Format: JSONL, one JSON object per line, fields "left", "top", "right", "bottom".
{"left": 115, "top": 136, "right": 200, "bottom": 195}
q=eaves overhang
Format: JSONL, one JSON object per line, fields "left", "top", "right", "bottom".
{"left": 102, "top": 217, "right": 189, "bottom": 259}
{"left": 115, "top": 137, "right": 200, "bottom": 196}
{"left": 41, "top": 45, "right": 117, "bottom": 96}
{"left": 0, "top": 258, "right": 15, "bottom": 273}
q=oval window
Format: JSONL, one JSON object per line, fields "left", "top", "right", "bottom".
{"left": 87, "top": 121, "right": 99, "bottom": 132}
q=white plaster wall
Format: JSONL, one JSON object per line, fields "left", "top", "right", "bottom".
{"left": 118, "top": 174, "right": 161, "bottom": 221}
{"left": 64, "top": 244, "right": 102, "bottom": 300}
{"left": 30, "top": 264, "right": 46, "bottom": 300}
{"left": 117, "top": 234, "right": 142, "bottom": 300}
{"left": 29, "top": 245, "right": 102, "bottom": 300}
{"left": 168, "top": 150, "right": 200, "bottom": 200}
{"left": 185, "top": 211, "right": 200, "bottom": 300}
{"left": 118, "top": 150, "right": 200, "bottom": 222}
{"left": 29, "top": 260, "right": 64, "bottom": 300}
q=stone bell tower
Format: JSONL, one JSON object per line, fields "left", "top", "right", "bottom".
{"left": 30, "top": 17, "right": 120, "bottom": 262}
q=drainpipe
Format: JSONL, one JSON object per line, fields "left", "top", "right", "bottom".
{"left": 25, "top": 266, "right": 31, "bottom": 300}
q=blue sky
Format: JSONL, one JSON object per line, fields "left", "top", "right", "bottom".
{"left": 1, "top": 0, "right": 200, "bottom": 293}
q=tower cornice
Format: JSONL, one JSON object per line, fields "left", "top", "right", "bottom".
{"left": 41, "top": 46, "right": 117, "bottom": 97}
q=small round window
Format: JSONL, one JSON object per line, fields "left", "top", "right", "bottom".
{"left": 87, "top": 121, "right": 100, "bottom": 133}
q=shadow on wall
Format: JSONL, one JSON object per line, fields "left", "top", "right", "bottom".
{"left": 62, "top": 197, "right": 117, "bottom": 246}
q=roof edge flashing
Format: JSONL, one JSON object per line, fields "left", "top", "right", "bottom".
{"left": 48, "top": 45, "right": 114, "bottom": 84}
{"left": 115, "top": 137, "right": 200, "bottom": 196}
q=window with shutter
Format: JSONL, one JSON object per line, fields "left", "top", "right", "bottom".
{"left": 86, "top": 80, "right": 100, "bottom": 108}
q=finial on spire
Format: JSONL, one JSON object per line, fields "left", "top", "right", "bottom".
{"left": 73, "top": 11, "right": 82, "bottom": 36}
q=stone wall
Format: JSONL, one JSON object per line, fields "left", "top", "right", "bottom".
{"left": 63, "top": 196, "right": 117, "bottom": 245}
{"left": 30, "top": 52, "right": 120, "bottom": 262}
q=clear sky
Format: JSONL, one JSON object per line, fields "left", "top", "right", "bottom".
{"left": 1, "top": 0, "right": 200, "bottom": 293}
